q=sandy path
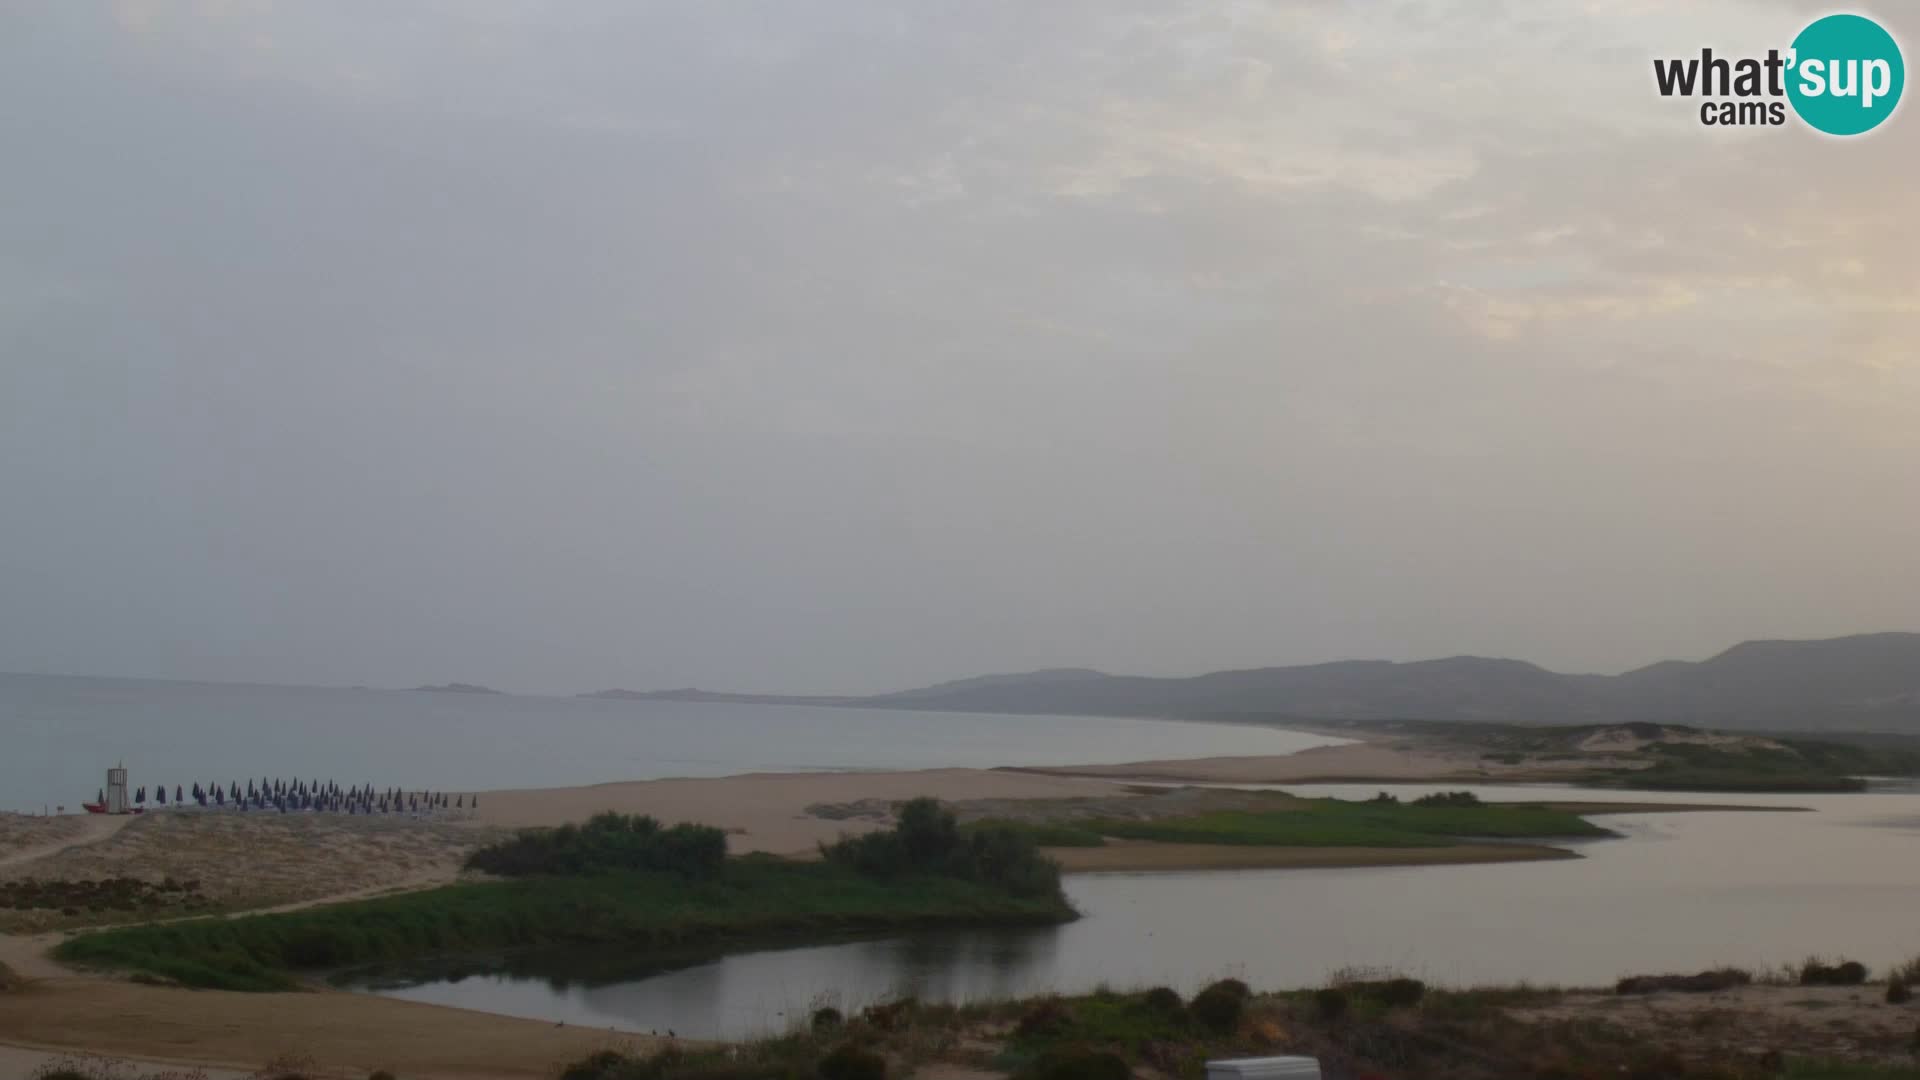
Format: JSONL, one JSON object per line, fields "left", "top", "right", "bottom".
{"left": 473, "top": 768, "right": 1133, "bottom": 854}
{"left": 0, "top": 815, "right": 134, "bottom": 870}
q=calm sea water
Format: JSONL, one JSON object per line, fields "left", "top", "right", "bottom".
{"left": 366, "top": 780, "right": 1920, "bottom": 1039}
{"left": 0, "top": 673, "right": 1339, "bottom": 813}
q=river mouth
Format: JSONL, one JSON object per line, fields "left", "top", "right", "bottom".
{"left": 351, "top": 780, "right": 1920, "bottom": 1040}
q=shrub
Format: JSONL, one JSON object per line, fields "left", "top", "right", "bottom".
{"left": 1200, "top": 977, "right": 1250, "bottom": 1000}
{"left": 1140, "top": 986, "right": 1184, "bottom": 1017}
{"left": 369, "top": 1072, "right": 396, "bottom": 1080}
{"left": 1019, "top": 1048, "right": 1131, "bottom": 1080}
{"left": 1888, "top": 980, "right": 1912, "bottom": 1004}
{"left": 822, "top": 798, "right": 1063, "bottom": 899}
{"left": 1367, "top": 791, "right": 1400, "bottom": 804}
{"left": 1349, "top": 977, "right": 1425, "bottom": 1008}
{"left": 1615, "top": 969, "right": 1751, "bottom": 995}
{"left": 859, "top": 999, "right": 916, "bottom": 1032}
{"left": 1314, "top": 988, "right": 1348, "bottom": 1021}
{"left": 810, "top": 1007, "right": 844, "bottom": 1034}
{"left": 1894, "top": 956, "right": 1920, "bottom": 985}
{"left": 1189, "top": 985, "right": 1244, "bottom": 1034}
{"left": 465, "top": 813, "right": 727, "bottom": 878}
{"left": 1014, "top": 998, "right": 1076, "bottom": 1040}
{"left": 1799, "top": 958, "right": 1868, "bottom": 986}
{"left": 1412, "top": 791, "right": 1482, "bottom": 808}
{"left": 817, "top": 1045, "right": 885, "bottom": 1080}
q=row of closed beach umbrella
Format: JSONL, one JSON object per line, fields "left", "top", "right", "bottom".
{"left": 101, "top": 777, "right": 476, "bottom": 815}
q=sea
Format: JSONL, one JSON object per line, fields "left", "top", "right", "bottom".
{"left": 0, "top": 672, "right": 1339, "bottom": 813}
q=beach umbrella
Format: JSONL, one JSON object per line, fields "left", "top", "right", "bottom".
{"left": 97, "top": 788, "right": 105, "bottom": 805}
{"left": 156, "top": 786, "right": 167, "bottom": 805}
{"left": 456, "top": 794, "right": 463, "bottom": 808}
{"left": 135, "top": 787, "right": 145, "bottom": 806}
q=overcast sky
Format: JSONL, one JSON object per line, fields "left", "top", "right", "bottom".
{"left": 2, "top": 1, "right": 1916, "bottom": 694}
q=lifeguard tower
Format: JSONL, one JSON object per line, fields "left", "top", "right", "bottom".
{"left": 106, "top": 765, "right": 130, "bottom": 814}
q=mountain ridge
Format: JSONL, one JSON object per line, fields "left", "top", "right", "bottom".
{"left": 589, "top": 633, "right": 1920, "bottom": 734}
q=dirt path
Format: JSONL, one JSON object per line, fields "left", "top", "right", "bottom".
{"left": 0, "top": 815, "right": 135, "bottom": 871}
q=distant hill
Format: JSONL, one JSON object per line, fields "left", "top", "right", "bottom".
{"left": 591, "top": 633, "right": 1920, "bottom": 734}
{"left": 580, "top": 688, "right": 856, "bottom": 706}
{"left": 411, "top": 682, "right": 503, "bottom": 695}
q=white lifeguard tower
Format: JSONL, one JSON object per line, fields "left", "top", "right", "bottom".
{"left": 105, "top": 765, "right": 130, "bottom": 815}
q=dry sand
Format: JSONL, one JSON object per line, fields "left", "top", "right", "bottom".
{"left": 471, "top": 767, "right": 1134, "bottom": 853}
{"left": 0, "top": 975, "right": 667, "bottom": 1079}
{"left": 1513, "top": 983, "right": 1920, "bottom": 1065}
{"left": 1006, "top": 736, "right": 1600, "bottom": 784}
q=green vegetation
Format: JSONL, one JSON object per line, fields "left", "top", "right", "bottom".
{"left": 1799, "top": 958, "right": 1869, "bottom": 986}
{"left": 1411, "top": 790, "right": 1481, "bottom": 807}
{"left": 466, "top": 812, "right": 728, "bottom": 877}
{"left": 1086, "top": 797, "right": 1610, "bottom": 848}
{"left": 964, "top": 819, "right": 1107, "bottom": 848}
{"left": 822, "top": 798, "right": 1064, "bottom": 899}
{"left": 57, "top": 801, "right": 1074, "bottom": 992}
{"left": 1620, "top": 743, "right": 1870, "bottom": 793}
{"left": 1189, "top": 978, "right": 1248, "bottom": 1033}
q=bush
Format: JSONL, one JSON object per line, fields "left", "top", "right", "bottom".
{"left": 859, "top": 999, "right": 916, "bottom": 1032}
{"left": 1200, "top": 977, "right": 1250, "bottom": 1000}
{"left": 465, "top": 813, "right": 726, "bottom": 878}
{"left": 1140, "top": 986, "right": 1184, "bottom": 1017}
{"left": 1015, "top": 998, "right": 1076, "bottom": 1040}
{"left": 1616, "top": 969, "right": 1751, "bottom": 995}
{"left": 1412, "top": 791, "right": 1482, "bottom": 808}
{"left": 822, "top": 798, "right": 1063, "bottom": 900}
{"left": 369, "top": 1073, "right": 396, "bottom": 1080}
{"left": 810, "top": 1007, "right": 843, "bottom": 1034}
{"left": 1189, "top": 985, "right": 1244, "bottom": 1034}
{"left": 1018, "top": 1048, "right": 1131, "bottom": 1080}
{"left": 1799, "top": 958, "right": 1868, "bottom": 986}
{"left": 1314, "top": 988, "right": 1348, "bottom": 1021}
{"left": 817, "top": 1045, "right": 885, "bottom": 1080}
{"left": 1888, "top": 980, "right": 1912, "bottom": 1004}
{"left": 1348, "top": 977, "right": 1425, "bottom": 1008}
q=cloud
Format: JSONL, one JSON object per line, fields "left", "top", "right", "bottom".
{"left": 1, "top": 0, "right": 1915, "bottom": 691}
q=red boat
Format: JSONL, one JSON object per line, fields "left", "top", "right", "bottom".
{"left": 80, "top": 802, "right": 141, "bottom": 815}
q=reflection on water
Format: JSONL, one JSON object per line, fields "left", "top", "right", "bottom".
{"left": 362, "top": 781, "right": 1920, "bottom": 1039}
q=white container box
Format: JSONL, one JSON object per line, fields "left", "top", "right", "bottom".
{"left": 1205, "top": 1057, "right": 1322, "bottom": 1080}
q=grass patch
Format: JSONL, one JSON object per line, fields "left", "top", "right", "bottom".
{"left": 56, "top": 861, "right": 1074, "bottom": 992}
{"left": 965, "top": 820, "right": 1106, "bottom": 848}
{"left": 1087, "top": 798, "right": 1610, "bottom": 848}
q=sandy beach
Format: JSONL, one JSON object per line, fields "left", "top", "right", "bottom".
{"left": 1005, "top": 736, "right": 1605, "bottom": 785}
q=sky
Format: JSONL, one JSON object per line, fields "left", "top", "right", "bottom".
{"left": 2, "top": 1, "right": 1916, "bottom": 695}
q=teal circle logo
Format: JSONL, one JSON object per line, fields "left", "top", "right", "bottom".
{"left": 1787, "top": 14, "right": 1905, "bottom": 135}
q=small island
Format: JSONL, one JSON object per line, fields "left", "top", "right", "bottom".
{"left": 410, "top": 682, "right": 503, "bottom": 695}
